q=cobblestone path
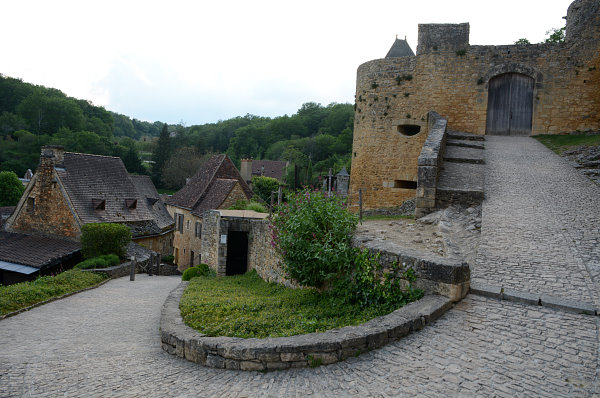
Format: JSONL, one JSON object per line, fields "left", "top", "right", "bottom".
{"left": 1, "top": 136, "right": 599, "bottom": 397}
{"left": 474, "top": 136, "right": 600, "bottom": 309}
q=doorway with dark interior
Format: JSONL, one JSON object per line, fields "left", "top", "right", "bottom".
{"left": 225, "top": 231, "right": 248, "bottom": 276}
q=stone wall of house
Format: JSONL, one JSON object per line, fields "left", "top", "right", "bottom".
{"left": 166, "top": 206, "right": 203, "bottom": 271}
{"left": 218, "top": 182, "right": 251, "bottom": 209}
{"left": 200, "top": 211, "right": 221, "bottom": 274}
{"left": 133, "top": 230, "right": 174, "bottom": 257}
{"left": 7, "top": 148, "right": 80, "bottom": 239}
{"left": 349, "top": 0, "right": 600, "bottom": 211}
{"left": 248, "top": 219, "right": 294, "bottom": 288}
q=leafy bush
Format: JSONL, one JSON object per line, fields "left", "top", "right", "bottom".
{"left": 272, "top": 189, "right": 357, "bottom": 289}
{"left": 80, "top": 223, "right": 131, "bottom": 259}
{"left": 0, "top": 269, "right": 107, "bottom": 316}
{"left": 182, "top": 263, "right": 213, "bottom": 281}
{"left": 228, "top": 199, "right": 268, "bottom": 213}
{"left": 161, "top": 255, "right": 175, "bottom": 264}
{"left": 272, "top": 188, "right": 423, "bottom": 310}
{"left": 0, "top": 171, "right": 25, "bottom": 206}
{"left": 74, "top": 254, "right": 120, "bottom": 270}
{"left": 251, "top": 175, "right": 280, "bottom": 204}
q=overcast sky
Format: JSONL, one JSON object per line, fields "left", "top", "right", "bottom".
{"left": 2, "top": 0, "right": 573, "bottom": 125}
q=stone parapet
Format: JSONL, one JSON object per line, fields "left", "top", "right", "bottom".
{"left": 415, "top": 112, "right": 448, "bottom": 218}
{"left": 353, "top": 236, "right": 470, "bottom": 302}
{"left": 160, "top": 282, "right": 452, "bottom": 370}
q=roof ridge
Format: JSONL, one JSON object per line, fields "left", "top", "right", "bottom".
{"left": 65, "top": 151, "right": 121, "bottom": 160}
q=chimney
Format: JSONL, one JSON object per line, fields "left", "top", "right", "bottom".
{"left": 41, "top": 145, "right": 65, "bottom": 167}
{"left": 240, "top": 158, "right": 253, "bottom": 184}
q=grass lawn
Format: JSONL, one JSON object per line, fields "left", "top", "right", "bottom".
{"left": 179, "top": 270, "right": 421, "bottom": 339}
{"left": 0, "top": 269, "right": 108, "bottom": 316}
{"left": 534, "top": 133, "right": 600, "bottom": 154}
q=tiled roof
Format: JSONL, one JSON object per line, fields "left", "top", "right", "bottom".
{"left": 130, "top": 175, "right": 174, "bottom": 232}
{"left": 385, "top": 38, "right": 415, "bottom": 58}
{"left": 55, "top": 152, "right": 171, "bottom": 237}
{"left": 57, "top": 153, "right": 154, "bottom": 225}
{"left": 167, "top": 154, "right": 252, "bottom": 214}
{"left": 191, "top": 179, "right": 237, "bottom": 217}
{"left": 251, "top": 160, "right": 287, "bottom": 181}
{"left": 0, "top": 231, "right": 80, "bottom": 269}
{"left": 0, "top": 207, "right": 15, "bottom": 228}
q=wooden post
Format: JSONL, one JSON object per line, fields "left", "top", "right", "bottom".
{"left": 157, "top": 253, "right": 162, "bottom": 276}
{"left": 148, "top": 253, "right": 153, "bottom": 276}
{"left": 270, "top": 191, "right": 274, "bottom": 216}
{"left": 359, "top": 188, "right": 363, "bottom": 225}
{"left": 278, "top": 186, "right": 282, "bottom": 206}
{"left": 130, "top": 255, "right": 136, "bottom": 281}
{"left": 327, "top": 168, "right": 332, "bottom": 197}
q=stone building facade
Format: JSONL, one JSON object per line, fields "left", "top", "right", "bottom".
{"left": 5, "top": 146, "right": 174, "bottom": 254}
{"left": 165, "top": 154, "right": 253, "bottom": 270}
{"left": 350, "top": 0, "right": 600, "bottom": 210}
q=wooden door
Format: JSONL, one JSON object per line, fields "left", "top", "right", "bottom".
{"left": 486, "top": 73, "right": 534, "bottom": 136}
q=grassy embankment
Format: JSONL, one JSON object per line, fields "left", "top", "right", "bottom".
{"left": 534, "top": 133, "right": 600, "bottom": 154}
{"left": 180, "top": 270, "right": 421, "bottom": 339}
{"left": 0, "top": 269, "right": 108, "bottom": 316}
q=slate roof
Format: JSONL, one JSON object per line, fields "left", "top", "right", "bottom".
{"left": 251, "top": 160, "right": 287, "bottom": 181}
{"left": 130, "top": 175, "right": 174, "bottom": 232}
{"left": 54, "top": 152, "right": 173, "bottom": 237}
{"left": 167, "top": 154, "right": 252, "bottom": 215}
{"left": 385, "top": 38, "right": 415, "bottom": 58}
{"left": 0, "top": 231, "right": 80, "bottom": 270}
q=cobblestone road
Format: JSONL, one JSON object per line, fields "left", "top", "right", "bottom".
{"left": 474, "top": 137, "right": 600, "bottom": 308}
{"left": 1, "top": 136, "right": 599, "bottom": 397}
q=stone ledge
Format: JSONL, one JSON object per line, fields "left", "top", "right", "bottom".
{"left": 469, "top": 282, "right": 598, "bottom": 315}
{"left": 353, "top": 237, "right": 470, "bottom": 302}
{"left": 160, "top": 282, "right": 453, "bottom": 371}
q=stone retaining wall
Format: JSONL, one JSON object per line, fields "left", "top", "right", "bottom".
{"left": 415, "top": 112, "right": 448, "bottom": 218}
{"left": 160, "top": 282, "right": 452, "bottom": 370}
{"left": 353, "top": 236, "right": 469, "bottom": 302}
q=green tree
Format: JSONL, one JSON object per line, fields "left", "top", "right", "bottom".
{"left": 514, "top": 38, "right": 531, "bottom": 45}
{"left": 251, "top": 176, "right": 280, "bottom": 204}
{"left": 544, "top": 27, "right": 565, "bottom": 44}
{"left": 0, "top": 171, "right": 25, "bottom": 206}
{"left": 151, "top": 124, "right": 172, "bottom": 187}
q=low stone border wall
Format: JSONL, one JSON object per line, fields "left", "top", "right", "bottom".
{"left": 415, "top": 111, "right": 448, "bottom": 218}
{"left": 353, "top": 237, "right": 470, "bottom": 302}
{"left": 160, "top": 282, "right": 452, "bottom": 371}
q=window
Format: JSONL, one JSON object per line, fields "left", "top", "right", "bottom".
{"left": 125, "top": 199, "right": 137, "bottom": 209}
{"left": 195, "top": 221, "right": 202, "bottom": 239}
{"left": 92, "top": 199, "right": 105, "bottom": 210}
{"left": 177, "top": 214, "right": 184, "bottom": 233}
{"left": 397, "top": 124, "right": 421, "bottom": 136}
{"left": 186, "top": 220, "right": 190, "bottom": 230}
{"left": 27, "top": 197, "right": 35, "bottom": 213}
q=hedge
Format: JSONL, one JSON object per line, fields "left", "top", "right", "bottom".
{"left": 80, "top": 223, "right": 131, "bottom": 259}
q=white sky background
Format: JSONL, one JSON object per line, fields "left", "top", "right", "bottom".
{"left": 1, "top": 0, "right": 573, "bottom": 125}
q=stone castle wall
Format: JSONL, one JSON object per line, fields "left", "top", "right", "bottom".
{"left": 350, "top": 0, "right": 600, "bottom": 210}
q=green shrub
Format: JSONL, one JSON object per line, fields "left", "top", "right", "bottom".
{"left": 272, "top": 189, "right": 357, "bottom": 289}
{"left": 161, "top": 255, "right": 174, "bottom": 264}
{"left": 0, "top": 171, "right": 25, "bottom": 206}
{"left": 251, "top": 176, "right": 280, "bottom": 204}
{"left": 80, "top": 223, "right": 131, "bottom": 259}
{"left": 74, "top": 254, "right": 120, "bottom": 270}
{"left": 246, "top": 201, "right": 267, "bottom": 213}
{"left": 182, "top": 263, "right": 213, "bottom": 281}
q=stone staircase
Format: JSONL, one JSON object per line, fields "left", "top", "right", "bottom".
{"left": 436, "top": 131, "right": 485, "bottom": 208}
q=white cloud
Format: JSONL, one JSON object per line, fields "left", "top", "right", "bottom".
{"left": 1, "top": 0, "right": 573, "bottom": 124}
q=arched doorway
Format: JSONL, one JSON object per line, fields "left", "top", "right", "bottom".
{"left": 486, "top": 73, "right": 534, "bottom": 136}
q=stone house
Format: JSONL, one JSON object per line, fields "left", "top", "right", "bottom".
{"left": 4, "top": 145, "right": 174, "bottom": 255}
{"left": 165, "top": 154, "right": 253, "bottom": 270}
{"left": 350, "top": 0, "right": 600, "bottom": 211}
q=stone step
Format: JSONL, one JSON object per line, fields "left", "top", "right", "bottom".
{"left": 447, "top": 130, "right": 485, "bottom": 141}
{"left": 443, "top": 145, "right": 485, "bottom": 164}
{"left": 436, "top": 162, "right": 485, "bottom": 208}
{"left": 446, "top": 139, "right": 485, "bottom": 149}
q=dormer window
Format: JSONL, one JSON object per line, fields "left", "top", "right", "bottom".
{"left": 92, "top": 199, "right": 106, "bottom": 210}
{"left": 147, "top": 197, "right": 158, "bottom": 206}
{"left": 125, "top": 199, "right": 137, "bottom": 209}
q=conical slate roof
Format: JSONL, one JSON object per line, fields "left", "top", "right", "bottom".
{"left": 385, "top": 37, "right": 415, "bottom": 58}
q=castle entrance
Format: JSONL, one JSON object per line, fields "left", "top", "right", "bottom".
{"left": 225, "top": 231, "right": 248, "bottom": 276}
{"left": 485, "top": 73, "right": 534, "bottom": 136}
